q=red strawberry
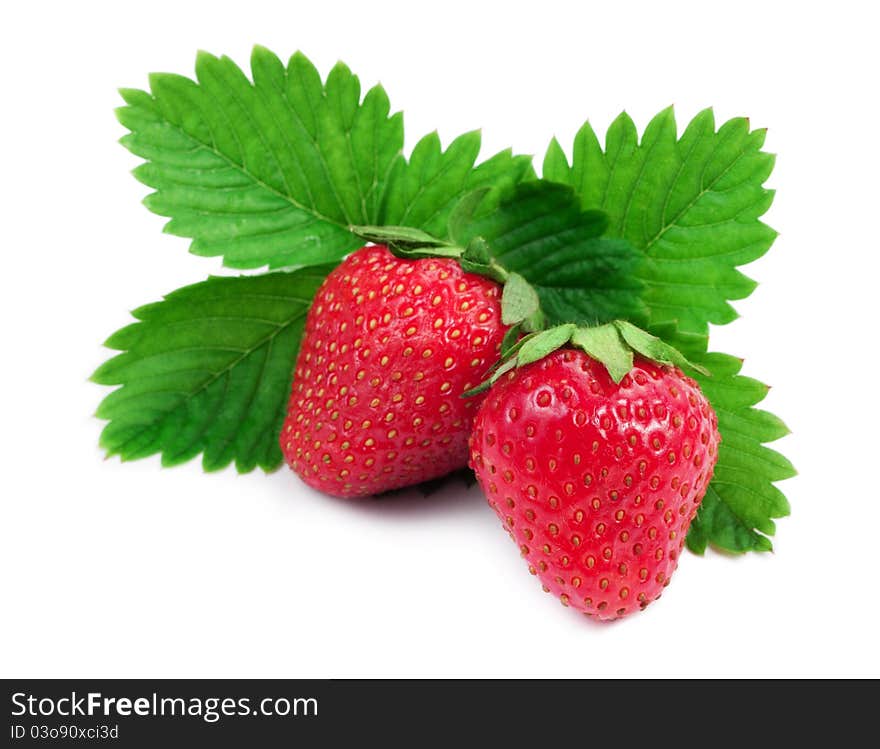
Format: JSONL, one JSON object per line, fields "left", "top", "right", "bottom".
{"left": 469, "top": 347, "right": 719, "bottom": 620}
{"left": 281, "top": 245, "right": 506, "bottom": 497}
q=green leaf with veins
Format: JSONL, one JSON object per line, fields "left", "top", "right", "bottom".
{"left": 118, "top": 47, "right": 404, "bottom": 270}
{"left": 380, "top": 130, "right": 534, "bottom": 238}
{"left": 454, "top": 181, "right": 646, "bottom": 325}
{"left": 544, "top": 107, "right": 776, "bottom": 338}
{"left": 686, "top": 348, "right": 795, "bottom": 553}
{"left": 92, "top": 267, "right": 331, "bottom": 471}
{"left": 119, "top": 48, "right": 533, "bottom": 270}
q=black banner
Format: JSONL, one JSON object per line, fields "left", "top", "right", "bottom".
{"left": 2, "top": 679, "right": 871, "bottom": 745}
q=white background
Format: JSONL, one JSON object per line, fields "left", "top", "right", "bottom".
{"left": 2, "top": 0, "right": 877, "bottom": 678}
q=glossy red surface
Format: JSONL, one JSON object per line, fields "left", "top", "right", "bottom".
{"left": 282, "top": 245, "right": 506, "bottom": 497}
{"left": 470, "top": 349, "right": 720, "bottom": 620}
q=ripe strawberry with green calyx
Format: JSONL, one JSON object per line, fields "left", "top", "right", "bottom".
{"left": 280, "top": 243, "right": 508, "bottom": 498}
{"left": 468, "top": 320, "right": 720, "bottom": 620}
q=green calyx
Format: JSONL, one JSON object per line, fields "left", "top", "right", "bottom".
{"left": 350, "top": 223, "right": 508, "bottom": 280}
{"left": 350, "top": 224, "right": 544, "bottom": 332}
{"left": 463, "top": 320, "right": 710, "bottom": 397}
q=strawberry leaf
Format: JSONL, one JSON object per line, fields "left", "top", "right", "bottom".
{"left": 380, "top": 130, "right": 534, "bottom": 239}
{"left": 120, "top": 48, "right": 534, "bottom": 273}
{"left": 455, "top": 181, "right": 646, "bottom": 325}
{"left": 118, "top": 47, "right": 404, "bottom": 270}
{"left": 543, "top": 107, "right": 776, "bottom": 338}
{"left": 92, "top": 268, "right": 331, "bottom": 472}
{"left": 686, "top": 349, "right": 794, "bottom": 554}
